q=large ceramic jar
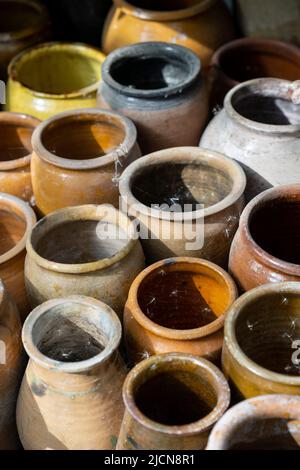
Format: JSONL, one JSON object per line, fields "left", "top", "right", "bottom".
{"left": 229, "top": 186, "right": 300, "bottom": 292}
{"left": 98, "top": 42, "right": 208, "bottom": 154}
{"left": 0, "top": 112, "right": 39, "bottom": 203}
{"left": 31, "top": 108, "right": 140, "bottom": 216}
{"left": 222, "top": 282, "right": 300, "bottom": 400}
{"left": 25, "top": 204, "right": 145, "bottom": 318}
{"left": 0, "top": 193, "right": 36, "bottom": 322}
{"left": 119, "top": 147, "right": 246, "bottom": 267}
{"left": 102, "top": 0, "right": 234, "bottom": 66}
{"left": 200, "top": 78, "right": 300, "bottom": 201}
{"left": 6, "top": 42, "right": 105, "bottom": 120}
{"left": 17, "top": 296, "right": 126, "bottom": 450}
{"left": 124, "top": 258, "right": 237, "bottom": 365}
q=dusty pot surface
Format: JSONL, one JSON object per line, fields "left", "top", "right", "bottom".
{"left": 222, "top": 282, "right": 300, "bottom": 400}
{"left": 117, "top": 353, "right": 230, "bottom": 450}
{"left": 25, "top": 204, "right": 145, "bottom": 318}
{"left": 200, "top": 78, "right": 300, "bottom": 201}
{"left": 119, "top": 147, "right": 246, "bottom": 266}
{"left": 31, "top": 108, "right": 140, "bottom": 215}
{"left": 229, "top": 185, "right": 300, "bottom": 292}
{"left": 0, "top": 193, "right": 36, "bottom": 322}
{"left": 124, "top": 257, "right": 237, "bottom": 365}
{"left": 6, "top": 42, "right": 105, "bottom": 120}
{"left": 17, "top": 296, "right": 126, "bottom": 450}
{"left": 98, "top": 42, "right": 208, "bottom": 154}
{"left": 207, "top": 395, "right": 300, "bottom": 450}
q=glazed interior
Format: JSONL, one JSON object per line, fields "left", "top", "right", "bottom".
{"left": 0, "top": 119, "right": 35, "bottom": 162}
{"left": 125, "top": 0, "right": 200, "bottom": 11}
{"left": 0, "top": 1, "right": 43, "bottom": 34}
{"left": 0, "top": 200, "right": 26, "bottom": 256}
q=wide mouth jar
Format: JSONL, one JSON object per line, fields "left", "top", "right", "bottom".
{"left": 0, "top": 0, "right": 49, "bottom": 40}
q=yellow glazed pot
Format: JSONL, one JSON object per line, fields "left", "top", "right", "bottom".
{"left": 6, "top": 42, "right": 105, "bottom": 120}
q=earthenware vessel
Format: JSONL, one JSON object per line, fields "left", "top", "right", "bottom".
{"left": 6, "top": 42, "right": 105, "bottom": 120}
{"left": 17, "top": 296, "right": 126, "bottom": 450}
{"left": 200, "top": 78, "right": 300, "bottom": 200}
{"left": 119, "top": 147, "right": 246, "bottom": 266}
{"left": 207, "top": 395, "right": 300, "bottom": 450}
{"left": 0, "top": 193, "right": 36, "bottom": 322}
{"left": 25, "top": 204, "right": 145, "bottom": 318}
{"left": 229, "top": 185, "right": 300, "bottom": 292}
{"left": 117, "top": 353, "right": 230, "bottom": 450}
{"left": 98, "top": 43, "right": 208, "bottom": 154}
{"left": 102, "top": 0, "right": 234, "bottom": 66}
{"left": 124, "top": 258, "right": 237, "bottom": 365}
{"left": 31, "top": 109, "right": 140, "bottom": 215}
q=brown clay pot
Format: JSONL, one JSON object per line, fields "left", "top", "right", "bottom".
{"left": 124, "top": 257, "right": 238, "bottom": 365}
{"left": 229, "top": 185, "right": 300, "bottom": 292}
{"left": 17, "top": 296, "right": 126, "bottom": 450}
{"left": 31, "top": 108, "right": 140, "bottom": 216}
{"left": 0, "top": 193, "right": 36, "bottom": 322}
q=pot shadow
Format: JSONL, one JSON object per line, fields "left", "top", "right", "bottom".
{"left": 0, "top": 125, "right": 32, "bottom": 162}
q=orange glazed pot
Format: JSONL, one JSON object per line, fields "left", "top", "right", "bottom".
{"left": 124, "top": 258, "right": 238, "bottom": 365}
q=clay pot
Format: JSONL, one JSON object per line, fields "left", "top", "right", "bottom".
{"left": 0, "top": 193, "right": 36, "bottom": 322}
{"left": 229, "top": 185, "right": 300, "bottom": 292}
{"left": 0, "top": 0, "right": 51, "bottom": 81}
{"left": 117, "top": 353, "right": 230, "bottom": 450}
{"left": 119, "top": 147, "right": 246, "bottom": 266}
{"left": 206, "top": 395, "right": 300, "bottom": 450}
{"left": 124, "top": 258, "right": 237, "bottom": 365}
{"left": 25, "top": 204, "right": 145, "bottom": 318}
{"left": 6, "top": 42, "right": 106, "bottom": 120}
{"left": 31, "top": 109, "right": 140, "bottom": 216}
{"left": 17, "top": 296, "right": 126, "bottom": 450}
{"left": 98, "top": 42, "right": 209, "bottom": 154}
{"left": 0, "top": 280, "right": 22, "bottom": 450}
{"left": 102, "top": 0, "right": 234, "bottom": 67}
{"left": 200, "top": 78, "right": 300, "bottom": 201}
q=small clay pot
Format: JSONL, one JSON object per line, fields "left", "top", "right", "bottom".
{"left": 117, "top": 353, "right": 230, "bottom": 450}
{"left": 119, "top": 147, "right": 246, "bottom": 266}
{"left": 229, "top": 185, "right": 300, "bottom": 292}
{"left": 222, "top": 282, "right": 300, "bottom": 400}
{"left": 0, "top": 112, "right": 40, "bottom": 203}
{"left": 6, "top": 42, "right": 106, "bottom": 120}
{"left": 17, "top": 296, "right": 126, "bottom": 450}
{"left": 98, "top": 42, "right": 209, "bottom": 154}
{"left": 31, "top": 108, "right": 140, "bottom": 216}
{"left": 206, "top": 395, "right": 300, "bottom": 450}
{"left": 25, "top": 204, "right": 145, "bottom": 318}
{"left": 0, "top": 193, "right": 36, "bottom": 322}
{"left": 124, "top": 257, "right": 238, "bottom": 365}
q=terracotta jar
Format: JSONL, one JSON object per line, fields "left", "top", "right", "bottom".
{"left": 102, "top": 0, "right": 234, "bottom": 67}
{"left": 25, "top": 204, "right": 145, "bottom": 318}
{"left": 124, "top": 258, "right": 237, "bottom": 365}
{"left": 0, "top": 280, "right": 22, "bottom": 450}
{"left": 222, "top": 282, "right": 300, "bottom": 400}
{"left": 0, "top": 0, "right": 51, "bottom": 81}
{"left": 98, "top": 42, "right": 209, "bottom": 154}
{"left": 17, "top": 296, "right": 126, "bottom": 450}
{"left": 200, "top": 78, "right": 300, "bottom": 201}
{"left": 6, "top": 42, "right": 106, "bottom": 120}
{"left": 0, "top": 112, "right": 39, "bottom": 203}
{"left": 119, "top": 147, "right": 246, "bottom": 267}
{"left": 0, "top": 193, "right": 36, "bottom": 322}
{"left": 117, "top": 353, "right": 230, "bottom": 450}
{"left": 31, "top": 109, "right": 140, "bottom": 216}
{"left": 229, "top": 185, "right": 300, "bottom": 292}
{"left": 207, "top": 395, "right": 300, "bottom": 450}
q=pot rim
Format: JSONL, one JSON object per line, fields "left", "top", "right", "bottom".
{"left": 119, "top": 147, "right": 246, "bottom": 222}
{"left": 123, "top": 353, "right": 230, "bottom": 435}
{"left": 126, "top": 257, "right": 238, "bottom": 340}
{"left": 0, "top": 0, "right": 49, "bottom": 41}
{"left": 224, "top": 282, "right": 300, "bottom": 386}
{"left": 31, "top": 108, "right": 137, "bottom": 170}
{"left": 22, "top": 295, "right": 122, "bottom": 373}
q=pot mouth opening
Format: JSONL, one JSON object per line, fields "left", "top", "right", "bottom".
{"left": 116, "top": 0, "right": 217, "bottom": 20}
{"left": 0, "top": 0, "right": 47, "bottom": 39}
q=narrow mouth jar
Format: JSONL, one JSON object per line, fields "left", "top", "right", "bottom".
{"left": 0, "top": 0, "right": 49, "bottom": 41}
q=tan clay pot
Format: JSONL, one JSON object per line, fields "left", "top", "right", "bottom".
{"left": 31, "top": 108, "right": 140, "bottom": 216}
{"left": 17, "top": 296, "right": 126, "bottom": 450}
{"left": 124, "top": 257, "right": 238, "bottom": 365}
